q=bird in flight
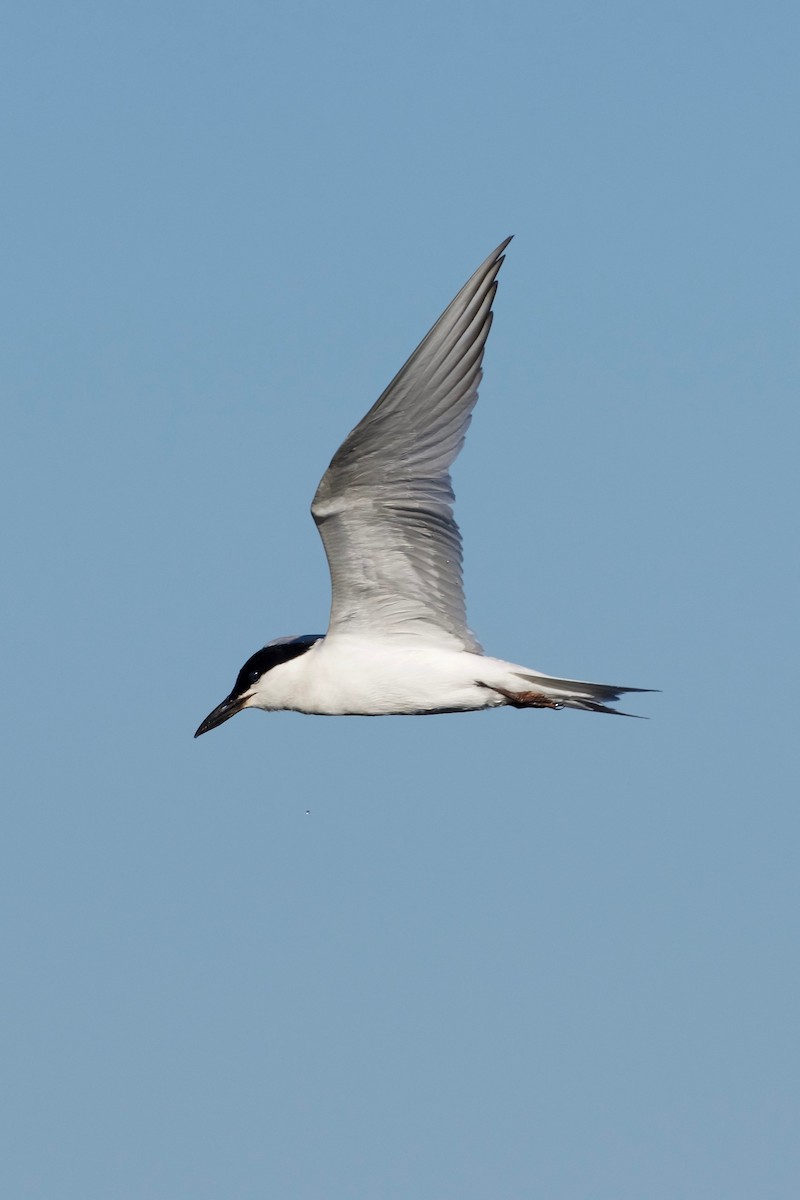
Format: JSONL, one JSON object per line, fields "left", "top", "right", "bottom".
{"left": 195, "top": 238, "right": 649, "bottom": 737}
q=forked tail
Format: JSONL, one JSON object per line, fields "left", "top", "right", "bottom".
{"left": 495, "top": 672, "right": 654, "bottom": 718}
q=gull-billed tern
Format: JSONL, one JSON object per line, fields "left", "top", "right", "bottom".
{"left": 195, "top": 238, "right": 650, "bottom": 737}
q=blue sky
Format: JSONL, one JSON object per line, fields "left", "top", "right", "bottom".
{"left": 2, "top": 2, "right": 798, "bottom": 1196}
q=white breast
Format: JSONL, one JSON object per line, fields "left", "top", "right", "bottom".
{"left": 246, "top": 636, "right": 501, "bottom": 716}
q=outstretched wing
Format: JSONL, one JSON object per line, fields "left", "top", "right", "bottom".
{"left": 311, "top": 238, "right": 511, "bottom": 649}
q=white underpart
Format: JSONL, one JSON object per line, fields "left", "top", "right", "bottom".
{"left": 242, "top": 637, "right": 537, "bottom": 716}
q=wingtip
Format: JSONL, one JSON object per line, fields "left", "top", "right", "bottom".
{"left": 494, "top": 234, "right": 514, "bottom": 259}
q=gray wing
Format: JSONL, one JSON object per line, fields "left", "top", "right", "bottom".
{"left": 311, "top": 237, "right": 511, "bottom": 649}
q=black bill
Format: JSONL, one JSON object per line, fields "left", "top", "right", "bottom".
{"left": 194, "top": 693, "right": 247, "bottom": 738}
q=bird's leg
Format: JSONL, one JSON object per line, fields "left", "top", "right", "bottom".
{"left": 489, "top": 685, "right": 564, "bottom": 710}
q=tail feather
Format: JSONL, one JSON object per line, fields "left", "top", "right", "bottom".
{"left": 511, "top": 671, "right": 655, "bottom": 718}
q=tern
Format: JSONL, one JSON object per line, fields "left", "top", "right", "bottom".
{"left": 195, "top": 238, "right": 649, "bottom": 737}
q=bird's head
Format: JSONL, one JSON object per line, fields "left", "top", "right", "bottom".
{"left": 194, "top": 634, "right": 322, "bottom": 737}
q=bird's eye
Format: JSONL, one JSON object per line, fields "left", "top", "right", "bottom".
{"left": 248, "top": 669, "right": 261, "bottom": 684}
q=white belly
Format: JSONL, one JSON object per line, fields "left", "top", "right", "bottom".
{"left": 248, "top": 635, "right": 507, "bottom": 716}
